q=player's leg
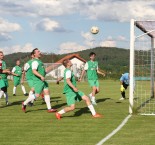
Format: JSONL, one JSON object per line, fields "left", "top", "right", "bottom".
{"left": 55, "top": 92, "right": 76, "bottom": 119}
{"left": 13, "top": 85, "right": 17, "bottom": 96}
{"left": 43, "top": 82, "right": 57, "bottom": 113}
{"left": 0, "top": 89, "right": 4, "bottom": 99}
{"left": 21, "top": 84, "right": 28, "bottom": 96}
{"left": 79, "top": 91, "right": 102, "bottom": 117}
{"left": 1, "top": 87, "right": 9, "bottom": 105}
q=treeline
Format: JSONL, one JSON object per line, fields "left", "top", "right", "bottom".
{"left": 4, "top": 47, "right": 130, "bottom": 79}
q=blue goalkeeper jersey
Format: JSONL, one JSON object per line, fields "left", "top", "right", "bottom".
{"left": 120, "top": 73, "right": 129, "bottom": 85}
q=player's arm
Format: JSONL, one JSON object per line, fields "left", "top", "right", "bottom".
{"left": 66, "top": 70, "right": 78, "bottom": 92}
{"left": 79, "top": 62, "right": 87, "bottom": 82}
{"left": 11, "top": 67, "right": 19, "bottom": 76}
{"left": 32, "top": 61, "right": 45, "bottom": 81}
{"left": 97, "top": 69, "right": 105, "bottom": 76}
{"left": 56, "top": 77, "right": 63, "bottom": 84}
{"left": 2, "top": 69, "right": 11, "bottom": 74}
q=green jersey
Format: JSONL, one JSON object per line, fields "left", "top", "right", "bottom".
{"left": 12, "top": 66, "right": 22, "bottom": 79}
{"left": 32, "top": 58, "right": 46, "bottom": 81}
{"left": 24, "top": 60, "right": 33, "bottom": 80}
{"left": 63, "top": 68, "right": 76, "bottom": 94}
{"left": 0, "top": 61, "right": 7, "bottom": 79}
{"left": 85, "top": 60, "right": 98, "bottom": 80}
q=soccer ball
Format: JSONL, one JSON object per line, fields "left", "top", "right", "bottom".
{"left": 90, "top": 26, "right": 99, "bottom": 34}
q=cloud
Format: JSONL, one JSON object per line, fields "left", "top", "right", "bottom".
{"left": 0, "top": 43, "right": 34, "bottom": 54}
{"left": 1, "top": 1, "right": 155, "bottom": 22}
{"left": 81, "top": 31, "right": 94, "bottom": 47}
{"left": 58, "top": 42, "right": 86, "bottom": 54}
{"left": 35, "top": 18, "right": 67, "bottom": 32}
{"left": 0, "top": 33, "right": 12, "bottom": 41}
{"left": 100, "top": 40, "right": 116, "bottom": 47}
{"left": 0, "top": 18, "right": 21, "bottom": 33}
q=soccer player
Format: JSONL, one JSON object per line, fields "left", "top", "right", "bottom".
{"left": 12, "top": 59, "right": 28, "bottom": 96}
{"left": 79, "top": 52, "right": 105, "bottom": 105}
{"left": 21, "top": 52, "right": 35, "bottom": 106}
{"left": 120, "top": 73, "right": 129, "bottom": 100}
{"left": 55, "top": 59, "right": 102, "bottom": 120}
{"left": 22, "top": 48, "right": 57, "bottom": 113}
{"left": 0, "top": 51, "right": 11, "bottom": 105}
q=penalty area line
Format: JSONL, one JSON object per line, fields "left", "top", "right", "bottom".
{"left": 96, "top": 114, "right": 132, "bottom": 145}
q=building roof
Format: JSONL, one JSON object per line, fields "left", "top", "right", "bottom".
{"left": 56, "top": 53, "right": 86, "bottom": 64}
{"left": 46, "top": 53, "right": 86, "bottom": 73}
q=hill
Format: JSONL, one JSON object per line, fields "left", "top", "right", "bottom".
{"left": 4, "top": 47, "right": 129, "bottom": 78}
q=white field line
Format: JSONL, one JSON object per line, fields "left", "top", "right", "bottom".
{"left": 96, "top": 114, "right": 132, "bottom": 145}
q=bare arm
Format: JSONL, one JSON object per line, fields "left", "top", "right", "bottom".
{"left": 32, "top": 69, "right": 45, "bottom": 81}
{"left": 66, "top": 78, "right": 78, "bottom": 92}
{"left": 79, "top": 69, "right": 86, "bottom": 81}
{"left": 97, "top": 69, "right": 105, "bottom": 76}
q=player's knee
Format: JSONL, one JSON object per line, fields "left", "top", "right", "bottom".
{"left": 70, "top": 105, "right": 75, "bottom": 111}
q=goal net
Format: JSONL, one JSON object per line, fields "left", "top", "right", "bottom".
{"left": 130, "top": 19, "right": 155, "bottom": 115}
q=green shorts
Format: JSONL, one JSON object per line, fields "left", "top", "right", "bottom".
{"left": 33, "top": 80, "right": 48, "bottom": 94}
{"left": 13, "top": 78, "right": 21, "bottom": 86}
{"left": 27, "top": 79, "right": 34, "bottom": 88}
{"left": 65, "top": 91, "right": 84, "bottom": 106}
{"left": 0, "top": 79, "right": 8, "bottom": 88}
{"left": 88, "top": 80, "right": 99, "bottom": 87}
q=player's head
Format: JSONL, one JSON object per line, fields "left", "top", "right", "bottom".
{"left": 32, "top": 48, "right": 41, "bottom": 58}
{"left": 30, "top": 51, "right": 34, "bottom": 59}
{"left": 16, "top": 59, "right": 20, "bottom": 66}
{"left": 0, "top": 51, "right": 4, "bottom": 60}
{"left": 63, "top": 59, "right": 72, "bottom": 68}
{"left": 89, "top": 52, "right": 96, "bottom": 61}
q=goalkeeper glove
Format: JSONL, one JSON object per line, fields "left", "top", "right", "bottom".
{"left": 120, "top": 85, "right": 125, "bottom": 92}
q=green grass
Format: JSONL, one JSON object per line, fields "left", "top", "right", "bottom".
{"left": 0, "top": 80, "right": 155, "bottom": 145}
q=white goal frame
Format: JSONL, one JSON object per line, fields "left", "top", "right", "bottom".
{"left": 129, "top": 19, "right": 155, "bottom": 114}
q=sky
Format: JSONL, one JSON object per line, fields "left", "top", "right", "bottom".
{"left": 0, "top": 0, "right": 155, "bottom": 54}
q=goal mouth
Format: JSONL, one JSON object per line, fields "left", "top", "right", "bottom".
{"left": 130, "top": 19, "right": 155, "bottom": 115}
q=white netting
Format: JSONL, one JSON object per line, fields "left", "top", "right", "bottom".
{"left": 133, "top": 20, "right": 155, "bottom": 115}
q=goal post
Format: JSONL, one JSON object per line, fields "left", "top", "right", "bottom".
{"left": 129, "top": 19, "right": 155, "bottom": 115}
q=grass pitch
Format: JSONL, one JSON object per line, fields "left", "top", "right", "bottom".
{"left": 0, "top": 80, "right": 155, "bottom": 145}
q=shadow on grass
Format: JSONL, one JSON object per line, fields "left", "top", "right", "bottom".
{"left": 97, "top": 98, "right": 111, "bottom": 103}
{"left": 25, "top": 102, "right": 67, "bottom": 113}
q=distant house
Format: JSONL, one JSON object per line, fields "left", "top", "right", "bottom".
{"left": 46, "top": 54, "right": 86, "bottom": 79}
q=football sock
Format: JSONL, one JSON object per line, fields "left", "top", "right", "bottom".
{"left": 21, "top": 85, "right": 26, "bottom": 94}
{"left": 13, "top": 86, "right": 16, "bottom": 94}
{"left": 4, "top": 92, "right": 8, "bottom": 102}
{"left": 44, "top": 95, "right": 51, "bottom": 110}
{"left": 0, "top": 90, "right": 4, "bottom": 98}
{"left": 24, "top": 94, "right": 36, "bottom": 105}
{"left": 29, "top": 91, "right": 34, "bottom": 103}
{"left": 58, "top": 109, "right": 65, "bottom": 115}
{"left": 88, "top": 104, "right": 96, "bottom": 116}
{"left": 92, "top": 96, "right": 96, "bottom": 102}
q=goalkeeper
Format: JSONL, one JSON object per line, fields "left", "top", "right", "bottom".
{"left": 119, "top": 73, "right": 129, "bottom": 100}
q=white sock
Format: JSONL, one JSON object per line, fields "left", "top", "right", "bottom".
{"left": 58, "top": 109, "right": 65, "bottom": 115}
{"left": 0, "top": 90, "right": 4, "bottom": 99}
{"left": 3, "top": 92, "right": 6, "bottom": 98}
{"left": 88, "top": 104, "right": 96, "bottom": 116}
{"left": 4, "top": 92, "right": 8, "bottom": 102}
{"left": 92, "top": 96, "right": 95, "bottom": 102}
{"left": 24, "top": 94, "right": 35, "bottom": 105}
{"left": 13, "top": 86, "right": 16, "bottom": 94}
{"left": 44, "top": 95, "right": 51, "bottom": 110}
{"left": 29, "top": 90, "right": 34, "bottom": 103}
{"left": 21, "top": 85, "right": 26, "bottom": 94}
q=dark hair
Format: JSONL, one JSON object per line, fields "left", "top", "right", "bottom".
{"left": 89, "top": 52, "right": 96, "bottom": 57}
{"left": 16, "top": 59, "right": 20, "bottom": 62}
{"left": 30, "top": 51, "right": 34, "bottom": 56}
{"left": 0, "top": 51, "right": 3, "bottom": 54}
{"left": 63, "top": 59, "right": 70, "bottom": 67}
{"left": 32, "top": 48, "right": 38, "bottom": 55}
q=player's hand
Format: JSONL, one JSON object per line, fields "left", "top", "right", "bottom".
{"left": 73, "top": 87, "right": 78, "bottom": 92}
{"left": 41, "top": 76, "right": 45, "bottom": 81}
{"left": 120, "top": 85, "right": 125, "bottom": 92}
{"left": 102, "top": 73, "right": 105, "bottom": 77}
